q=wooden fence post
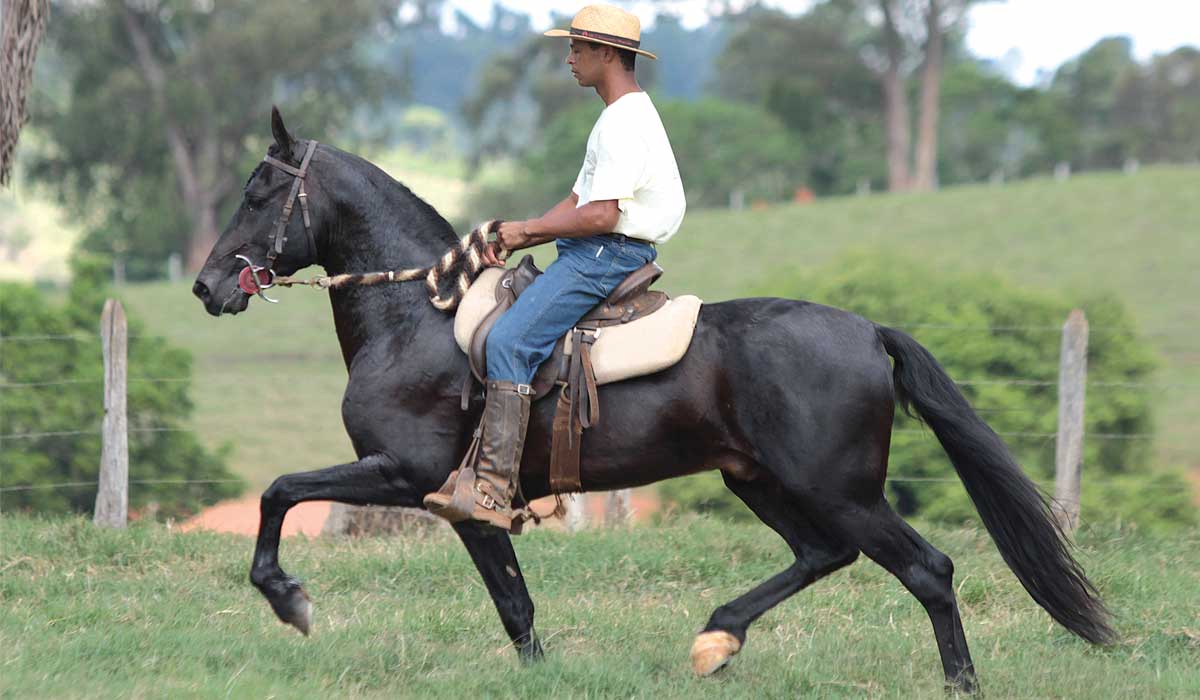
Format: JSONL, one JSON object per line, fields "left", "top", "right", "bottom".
{"left": 1053, "top": 309, "right": 1088, "bottom": 533}
{"left": 605, "top": 489, "right": 631, "bottom": 526}
{"left": 565, "top": 493, "right": 589, "bottom": 532}
{"left": 94, "top": 299, "right": 128, "bottom": 528}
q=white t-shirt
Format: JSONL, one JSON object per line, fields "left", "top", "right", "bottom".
{"left": 571, "top": 91, "right": 686, "bottom": 244}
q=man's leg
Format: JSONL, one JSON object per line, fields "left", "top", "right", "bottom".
{"left": 425, "top": 239, "right": 648, "bottom": 528}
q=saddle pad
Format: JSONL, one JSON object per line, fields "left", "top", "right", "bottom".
{"left": 453, "top": 268, "right": 703, "bottom": 386}
{"left": 454, "top": 267, "right": 506, "bottom": 351}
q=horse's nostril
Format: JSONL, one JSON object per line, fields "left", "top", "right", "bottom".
{"left": 193, "top": 280, "right": 212, "bottom": 304}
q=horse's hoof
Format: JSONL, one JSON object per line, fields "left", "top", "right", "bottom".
{"left": 690, "top": 630, "right": 741, "bottom": 677}
{"left": 269, "top": 584, "right": 313, "bottom": 636}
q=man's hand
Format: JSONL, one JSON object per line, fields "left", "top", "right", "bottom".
{"left": 497, "top": 220, "right": 534, "bottom": 252}
{"left": 481, "top": 241, "right": 506, "bottom": 267}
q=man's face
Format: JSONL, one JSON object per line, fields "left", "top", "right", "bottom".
{"left": 567, "top": 39, "right": 605, "bottom": 87}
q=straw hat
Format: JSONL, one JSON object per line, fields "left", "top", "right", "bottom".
{"left": 544, "top": 4, "right": 658, "bottom": 60}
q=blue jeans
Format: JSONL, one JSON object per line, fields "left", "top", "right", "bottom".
{"left": 486, "top": 234, "right": 658, "bottom": 385}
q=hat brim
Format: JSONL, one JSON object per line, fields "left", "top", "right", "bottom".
{"left": 544, "top": 29, "right": 658, "bottom": 60}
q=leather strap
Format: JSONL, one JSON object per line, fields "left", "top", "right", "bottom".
{"left": 550, "top": 388, "right": 582, "bottom": 492}
{"left": 461, "top": 371, "right": 474, "bottom": 411}
{"left": 263, "top": 139, "right": 318, "bottom": 266}
{"left": 578, "top": 332, "right": 600, "bottom": 429}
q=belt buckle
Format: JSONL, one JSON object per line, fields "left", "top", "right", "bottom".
{"left": 516, "top": 383, "right": 533, "bottom": 396}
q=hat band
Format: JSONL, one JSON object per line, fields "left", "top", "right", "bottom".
{"left": 569, "top": 27, "right": 640, "bottom": 49}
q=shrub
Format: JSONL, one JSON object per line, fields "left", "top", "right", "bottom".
{"left": 0, "top": 256, "right": 243, "bottom": 518}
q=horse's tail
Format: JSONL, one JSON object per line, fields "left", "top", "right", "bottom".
{"left": 875, "top": 324, "right": 1114, "bottom": 645}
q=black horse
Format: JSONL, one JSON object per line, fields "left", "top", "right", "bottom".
{"left": 193, "top": 110, "right": 1112, "bottom": 692}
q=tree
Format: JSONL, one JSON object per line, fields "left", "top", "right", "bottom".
{"left": 31, "top": 0, "right": 406, "bottom": 273}
{"left": 459, "top": 13, "right": 587, "bottom": 167}
{"left": 1047, "top": 36, "right": 1139, "bottom": 170}
{"left": 0, "top": 0, "right": 48, "bottom": 186}
{"left": 1112, "top": 46, "right": 1200, "bottom": 165}
{"left": 937, "top": 59, "right": 1029, "bottom": 183}
{"left": 857, "top": 0, "right": 984, "bottom": 191}
{"left": 712, "top": 6, "right": 882, "bottom": 194}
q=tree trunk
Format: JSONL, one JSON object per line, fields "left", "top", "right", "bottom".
{"left": 879, "top": 0, "right": 911, "bottom": 192}
{"left": 912, "top": 0, "right": 944, "bottom": 191}
{"left": 186, "top": 198, "right": 220, "bottom": 272}
{"left": 0, "top": 0, "right": 50, "bottom": 186}
{"left": 122, "top": 6, "right": 227, "bottom": 272}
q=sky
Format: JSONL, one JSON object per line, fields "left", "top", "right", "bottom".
{"left": 441, "top": 0, "right": 1200, "bottom": 86}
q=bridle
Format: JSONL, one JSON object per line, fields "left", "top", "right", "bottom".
{"left": 236, "top": 139, "right": 319, "bottom": 303}
{"left": 230, "top": 137, "right": 502, "bottom": 313}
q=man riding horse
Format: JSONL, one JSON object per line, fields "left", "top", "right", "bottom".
{"left": 423, "top": 4, "right": 686, "bottom": 530}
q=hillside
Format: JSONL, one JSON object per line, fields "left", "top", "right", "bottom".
{"left": 2, "top": 516, "right": 1197, "bottom": 697}
{"left": 115, "top": 165, "right": 1199, "bottom": 490}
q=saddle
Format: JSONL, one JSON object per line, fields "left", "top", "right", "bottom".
{"left": 454, "top": 255, "right": 702, "bottom": 492}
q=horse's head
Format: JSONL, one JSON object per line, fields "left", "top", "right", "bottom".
{"left": 193, "top": 107, "right": 329, "bottom": 316}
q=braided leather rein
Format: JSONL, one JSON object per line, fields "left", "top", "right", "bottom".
{"left": 273, "top": 220, "right": 504, "bottom": 312}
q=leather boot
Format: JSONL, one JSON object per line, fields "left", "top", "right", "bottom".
{"left": 423, "top": 380, "right": 532, "bottom": 530}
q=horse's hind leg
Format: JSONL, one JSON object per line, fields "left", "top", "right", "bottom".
{"left": 835, "top": 499, "right": 977, "bottom": 693}
{"left": 692, "top": 472, "right": 859, "bottom": 676}
{"left": 453, "top": 521, "right": 543, "bottom": 663}
{"left": 250, "top": 455, "right": 417, "bottom": 635}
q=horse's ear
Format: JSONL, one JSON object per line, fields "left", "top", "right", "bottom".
{"left": 270, "top": 106, "right": 294, "bottom": 159}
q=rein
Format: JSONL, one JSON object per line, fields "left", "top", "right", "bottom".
{"left": 273, "top": 221, "right": 503, "bottom": 312}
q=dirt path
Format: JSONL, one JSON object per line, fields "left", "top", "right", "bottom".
{"left": 179, "top": 490, "right": 662, "bottom": 538}
{"left": 179, "top": 497, "right": 331, "bottom": 537}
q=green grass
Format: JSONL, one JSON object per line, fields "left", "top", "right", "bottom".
{"left": 371, "top": 146, "right": 471, "bottom": 222}
{"left": 1, "top": 516, "right": 1197, "bottom": 698}
{"left": 115, "top": 165, "right": 1200, "bottom": 490}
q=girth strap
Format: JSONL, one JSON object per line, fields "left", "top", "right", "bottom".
{"left": 549, "top": 328, "right": 600, "bottom": 492}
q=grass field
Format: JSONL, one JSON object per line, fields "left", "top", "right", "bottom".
{"left": 109, "top": 165, "right": 1200, "bottom": 491}
{"left": 1, "top": 516, "right": 1197, "bottom": 698}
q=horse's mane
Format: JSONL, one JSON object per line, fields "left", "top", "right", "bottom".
{"left": 319, "top": 143, "right": 461, "bottom": 248}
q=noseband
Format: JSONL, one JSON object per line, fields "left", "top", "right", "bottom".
{"left": 237, "top": 139, "right": 319, "bottom": 303}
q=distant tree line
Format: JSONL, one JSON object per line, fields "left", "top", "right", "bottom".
{"left": 464, "top": 1, "right": 1200, "bottom": 212}
{"left": 16, "top": 1, "right": 1200, "bottom": 275}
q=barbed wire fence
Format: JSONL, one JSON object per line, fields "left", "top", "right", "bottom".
{"left": 2, "top": 303, "right": 1197, "bottom": 531}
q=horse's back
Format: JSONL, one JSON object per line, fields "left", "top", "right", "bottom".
{"left": 693, "top": 296, "right": 891, "bottom": 385}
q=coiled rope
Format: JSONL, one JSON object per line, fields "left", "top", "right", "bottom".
{"left": 274, "top": 220, "right": 503, "bottom": 312}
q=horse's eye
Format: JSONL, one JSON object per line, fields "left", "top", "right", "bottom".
{"left": 245, "top": 195, "right": 266, "bottom": 211}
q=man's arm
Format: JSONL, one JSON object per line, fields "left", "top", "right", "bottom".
{"left": 495, "top": 194, "right": 620, "bottom": 254}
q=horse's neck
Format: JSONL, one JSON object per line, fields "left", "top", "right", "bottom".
{"left": 319, "top": 158, "right": 459, "bottom": 367}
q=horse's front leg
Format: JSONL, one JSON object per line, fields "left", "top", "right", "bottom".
{"left": 452, "top": 521, "right": 544, "bottom": 663}
{"left": 250, "top": 454, "right": 419, "bottom": 635}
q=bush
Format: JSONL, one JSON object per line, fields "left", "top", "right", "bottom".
{"left": 0, "top": 256, "right": 243, "bottom": 518}
{"left": 658, "top": 252, "right": 1194, "bottom": 530}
